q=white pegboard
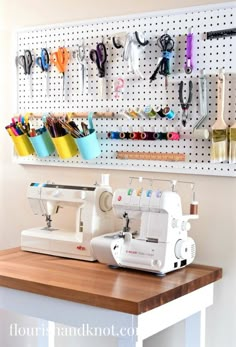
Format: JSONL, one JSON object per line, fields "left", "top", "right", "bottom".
{"left": 14, "top": 2, "right": 236, "bottom": 176}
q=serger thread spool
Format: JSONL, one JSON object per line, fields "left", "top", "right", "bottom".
{"left": 190, "top": 191, "right": 199, "bottom": 215}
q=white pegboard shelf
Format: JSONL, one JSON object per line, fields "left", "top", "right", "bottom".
{"left": 13, "top": 2, "right": 236, "bottom": 176}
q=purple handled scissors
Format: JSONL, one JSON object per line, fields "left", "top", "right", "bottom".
{"left": 89, "top": 42, "right": 107, "bottom": 77}
{"left": 89, "top": 42, "right": 107, "bottom": 98}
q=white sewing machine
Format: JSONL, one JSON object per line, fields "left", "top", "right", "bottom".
{"left": 21, "top": 175, "right": 114, "bottom": 261}
{"left": 91, "top": 178, "right": 199, "bottom": 275}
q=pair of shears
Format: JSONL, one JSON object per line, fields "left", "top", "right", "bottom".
{"left": 73, "top": 41, "right": 86, "bottom": 95}
{"left": 89, "top": 42, "right": 107, "bottom": 98}
{"left": 50, "top": 47, "right": 70, "bottom": 97}
{"left": 18, "top": 50, "right": 33, "bottom": 98}
{"left": 35, "top": 48, "right": 50, "bottom": 97}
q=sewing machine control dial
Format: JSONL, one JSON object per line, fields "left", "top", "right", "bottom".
{"left": 175, "top": 238, "right": 196, "bottom": 260}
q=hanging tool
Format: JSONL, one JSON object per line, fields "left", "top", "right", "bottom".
{"left": 210, "top": 69, "right": 228, "bottom": 163}
{"left": 185, "top": 28, "right": 193, "bottom": 74}
{"left": 73, "top": 41, "right": 86, "bottom": 95}
{"left": 113, "top": 31, "right": 148, "bottom": 79}
{"left": 150, "top": 33, "right": 174, "bottom": 87}
{"left": 207, "top": 28, "right": 236, "bottom": 40}
{"left": 50, "top": 47, "right": 70, "bottom": 97}
{"left": 35, "top": 48, "right": 50, "bottom": 97}
{"left": 113, "top": 77, "right": 125, "bottom": 99}
{"left": 178, "top": 80, "right": 193, "bottom": 127}
{"left": 18, "top": 50, "right": 33, "bottom": 98}
{"left": 193, "top": 70, "right": 209, "bottom": 139}
{"left": 89, "top": 42, "right": 107, "bottom": 98}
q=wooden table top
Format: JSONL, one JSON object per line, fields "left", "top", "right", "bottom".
{"left": 0, "top": 248, "right": 222, "bottom": 315}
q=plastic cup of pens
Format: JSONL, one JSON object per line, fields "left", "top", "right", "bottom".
{"left": 44, "top": 116, "right": 78, "bottom": 159}
{"left": 74, "top": 113, "right": 101, "bottom": 160}
{"left": 5, "top": 124, "right": 34, "bottom": 156}
{"left": 52, "top": 134, "right": 78, "bottom": 159}
{"left": 28, "top": 127, "right": 55, "bottom": 158}
{"left": 11, "top": 134, "right": 35, "bottom": 156}
{"left": 75, "top": 129, "right": 101, "bottom": 160}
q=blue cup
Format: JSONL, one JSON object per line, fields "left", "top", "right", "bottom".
{"left": 74, "top": 112, "right": 101, "bottom": 160}
{"left": 29, "top": 131, "right": 55, "bottom": 158}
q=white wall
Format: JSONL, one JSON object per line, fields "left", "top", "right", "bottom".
{"left": 0, "top": 1, "right": 235, "bottom": 346}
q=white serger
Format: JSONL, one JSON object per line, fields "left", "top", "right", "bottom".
{"left": 21, "top": 174, "right": 114, "bottom": 261}
{"left": 91, "top": 179, "right": 198, "bottom": 275}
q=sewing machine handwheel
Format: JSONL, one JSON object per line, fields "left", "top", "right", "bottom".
{"left": 99, "top": 191, "right": 113, "bottom": 212}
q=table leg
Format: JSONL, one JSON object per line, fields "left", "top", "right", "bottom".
{"left": 185, "top": 310, "right": 206, "bottom": 347}
{"left": 37, "top": 320, "right": 55, "bottom": 347}
{"left": 117, "top": 336, "right": 143, "bottom": 347}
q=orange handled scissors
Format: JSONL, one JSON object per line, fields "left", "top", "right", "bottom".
{"left": 50, "top": 47, "right": 70, "bottom": 96}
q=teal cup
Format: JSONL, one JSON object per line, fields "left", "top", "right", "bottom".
{"left": 74, "top": 112, "right": 101, "bottom": 160}
{"left": 75, "top": 129, "right": 101, "bottom": 160}
{"left": 29, "top": 131, "right": 55, "bottom": 158}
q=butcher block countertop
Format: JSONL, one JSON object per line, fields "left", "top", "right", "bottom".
{"left": 0, "top": 248, "right": 222, "bottom": 314}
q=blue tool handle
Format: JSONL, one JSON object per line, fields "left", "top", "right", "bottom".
{"left": 35, "top": 57, "right": 43, "bottom": 72}
{"left": 41, "top": 48, "right": 50, "bottom": 71}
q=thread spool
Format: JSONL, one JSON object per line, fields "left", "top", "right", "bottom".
{"left": 156, "top": 107, "right": 166, "bottom": 118}
{"left": 190, "top": 192, "right": 199, "bottom": 215}
{"left": 190, "top": 201, "right": 199, "bottom": 215}
{"left": 128, "top": 110, "right": 139, "bottom": 118}
{"left": 162, "top": 106, "right": 175, "bottom": 120}
{"left": 140, "top": 131, "right": 155, "bottom": 140}
{"left": 167, "top": 132, "right": 180, "bottom": 141}
{"left": 130, "top": 132, "right": 141, "bottom": 140}
{"left": 154, "top": 132, "right": 168, "bottom": 140}
{"left": 143, "top": 105, "right": 157, "bottom": 119}
{"left": 108, "top": 131, "right": 120, "bottom": 139}
{"left": 119, "top": 132, "right": 130, "bottom": 139}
